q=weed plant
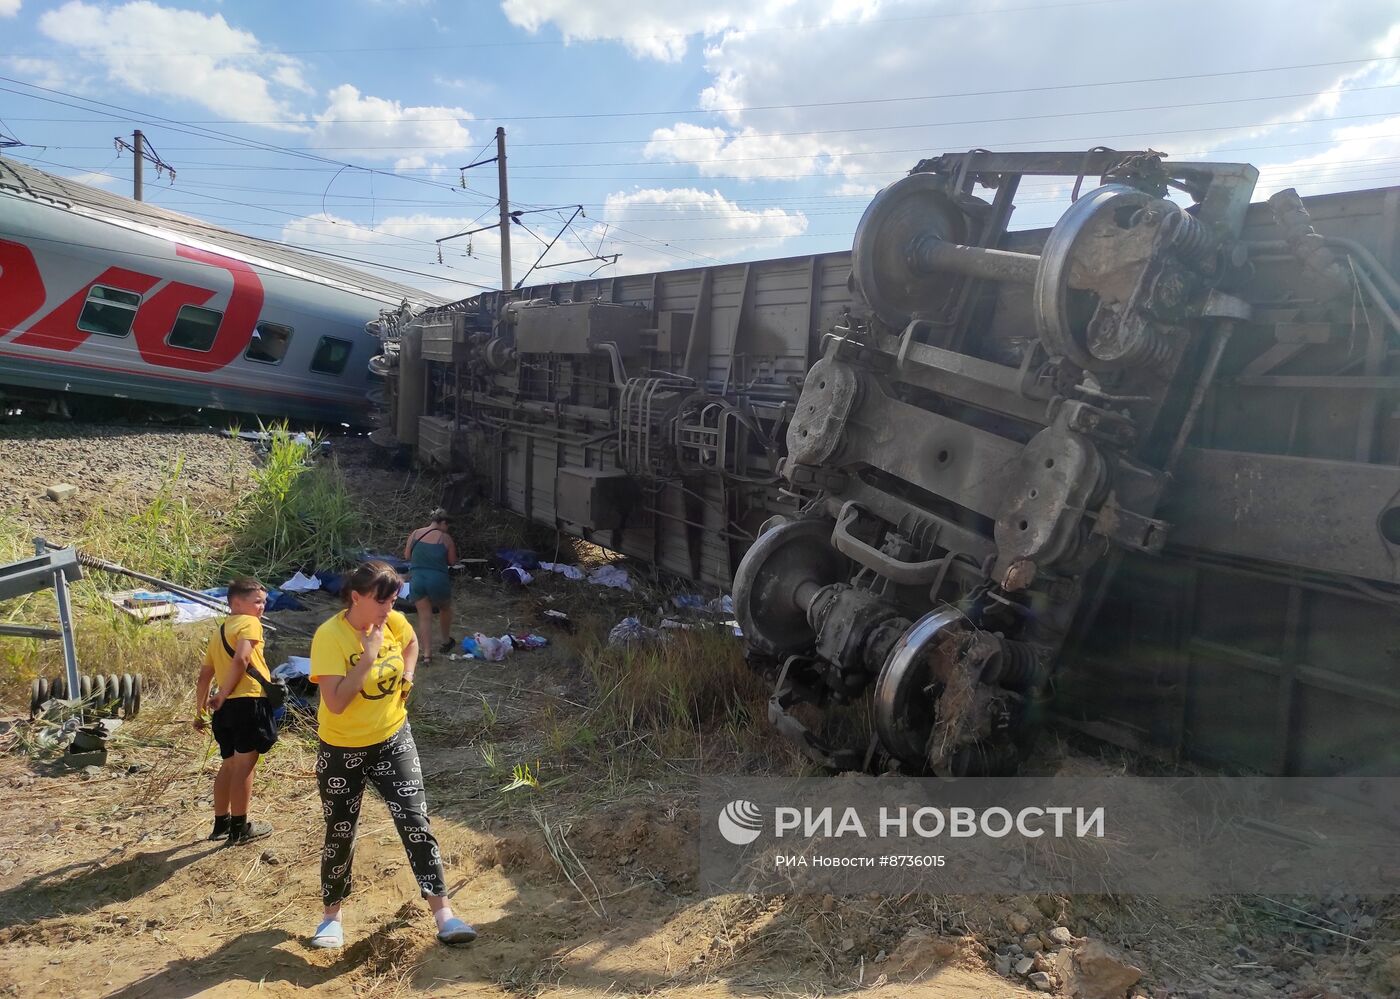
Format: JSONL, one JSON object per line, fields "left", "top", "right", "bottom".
{"left": 0, "top": 426, "right": 369, "bottom": 699}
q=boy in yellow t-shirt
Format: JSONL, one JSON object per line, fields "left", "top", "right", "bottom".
{"left": 194, "top": 577, "right": 278, "bottom": 845}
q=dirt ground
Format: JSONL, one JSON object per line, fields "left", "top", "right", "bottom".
{"left": 0, "top": 426, "right": 1396, "bottom": 998}
{"left": 0, "top": 585, "right": 1036, "bottom": 999}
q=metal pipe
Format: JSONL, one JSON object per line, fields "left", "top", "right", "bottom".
{"left": 913, "top": 238, "right": 1041, "bottom": 284}
{"left": 1165, "top": 320, "right": 1236, "bottom": 476}
{"left": 1248, "top": 237, "right": 1400, "bottom": 338}
{"left": 60, "top": 549, "right": 312, "bottom": 638}
{"left": 37, "top": 538, "right": 81, "bottom": 698}
{"left": 0, "top": 623, "right": 61, "bottom": 639}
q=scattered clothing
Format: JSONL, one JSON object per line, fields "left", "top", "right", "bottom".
{"left": 494, "top": 547, "right": 540, "bottom": 570}
{"left": 608, "top": 616, "right": 660, "bottom": 646}
{"left": 272, "top": 656, "right": 312, "bottom": 680}
{"left": 470, "top": 633, "right": 513, "bottom": 661}
{"left": 500, "top": 565, "right": 533, "bottom": 588}
{"left": 279, "top": 571, "right": 322, "bottom": 593}
{"left": 263, "top": 589, "right": 303, "bottom": 613}
{"left": 511, "top": 633, "right": 549, "bottom": 650}
{"left": 588, "top": 565, "right": 633, "bottom": 591}
{"left": 539, "top": 562, "right": 585, "bottom": 581}
{"left": 671, "top": 593, "right": 734, "bottom": 614}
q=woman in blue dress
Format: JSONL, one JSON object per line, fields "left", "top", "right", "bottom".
{"left": 404, "top": 509, "right": 458, "bottom": 664}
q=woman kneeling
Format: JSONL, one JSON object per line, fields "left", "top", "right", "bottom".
{"left": 308, "top": 560, "right": 476, "bottom": 949}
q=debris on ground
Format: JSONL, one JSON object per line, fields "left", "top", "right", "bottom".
{"left": 278, "top": 570, "right": 321, "bottom": 592}
{"left": 608, "top": 616, "right": 662, "bottom": 646}
{"left": 539, "top": 561, "right": 585, "bottom": 580}
{"left": 587, "top": 565, "right": 632, "bottom": 590}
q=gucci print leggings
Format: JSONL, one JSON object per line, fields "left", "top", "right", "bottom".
{"left": 316, "top": 722, "right": 447, "bottom": 906}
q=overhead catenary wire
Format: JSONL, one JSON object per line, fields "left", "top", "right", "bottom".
{"left": 0, "top": 79, "right": 726, "bottom": 270}
{"left": 50, "top": 80, "right": 1400, "bottom": 153}
{"left": 5, "top": 53, "right": 1398, "bottom": 125}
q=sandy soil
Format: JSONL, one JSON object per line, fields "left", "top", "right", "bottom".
{"left": 0, "top": 426, "right": 1395, "bottom": 998}
{"left": 0, "top": 588, "right": 1034, "bottom": 999}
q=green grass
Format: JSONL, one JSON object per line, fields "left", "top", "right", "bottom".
{"left": 0, "top": 426, "right": 376, "bottom": 700}
{"left": 221, "top": 429, "right": 365, "bottom": 580}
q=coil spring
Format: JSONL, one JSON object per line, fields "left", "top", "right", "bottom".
{"left": 1168, "top": 211, "right": 1214, "bottom": 267}
{"left": 1111, "top": 326, "right": 1175, "bottom": 369}
{"left": 995, "top": 640, "right": 1046, "bottom": 692}
{"left": 29, "top": 671, "right": 143, "bottom": 720}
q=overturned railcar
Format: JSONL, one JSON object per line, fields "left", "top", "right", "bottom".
{"left": 376, "top": 150, "right": 1400, "bottom": 779}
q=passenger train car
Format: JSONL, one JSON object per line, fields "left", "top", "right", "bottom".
{"left": 0, "top": 158, "right": 443, "bottom": 425}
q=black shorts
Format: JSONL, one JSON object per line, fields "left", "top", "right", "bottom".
{"left": 211, "top": 697, "right": 278, "bottom": 759}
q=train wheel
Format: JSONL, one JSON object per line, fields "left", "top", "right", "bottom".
{"left": 873, "top": 609, "right": 965, "bottom": 770}
{"left": 732, "top": 519, "right": 845, "bottom": 657}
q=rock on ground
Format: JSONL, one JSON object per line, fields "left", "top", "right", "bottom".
{"left": 1063, "top": 939, "right": 1144, "bottom": 999}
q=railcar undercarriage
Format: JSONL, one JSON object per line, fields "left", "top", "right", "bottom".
{"left": 375, "top": 149, "right": 1400, "bottom": 779}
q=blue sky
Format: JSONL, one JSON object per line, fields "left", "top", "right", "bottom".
{"left": 2, "top": 0, "right": 1400, "bottom": 299}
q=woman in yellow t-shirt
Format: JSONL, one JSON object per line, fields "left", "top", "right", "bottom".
{"left": 307, "top": 561, "right": 475, "bottom": 950}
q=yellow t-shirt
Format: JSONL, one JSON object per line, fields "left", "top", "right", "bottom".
{"left": 203, "top": 614, "right": 270, "bottom": 700}
{"left": 310, "top": 610, "right": 414, "bottom": 747}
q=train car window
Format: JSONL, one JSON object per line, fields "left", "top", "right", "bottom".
{"left": 310, "top": 336, "right": 352, "bottom": 375}
{"left": 245, "top": 322, "right": 293, "bottom": 365}
{"left": 76, "top": 286, "right": 142, "bottom": 338}
{"left": 165, "top": 305, "right": 223, "bottom": 352}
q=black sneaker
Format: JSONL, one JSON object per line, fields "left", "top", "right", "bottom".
{"left": 226, "top": 819, "right": 273, "bottom": 845}
{"left": 438, "top": 638, "right": 456, "bottom": 654}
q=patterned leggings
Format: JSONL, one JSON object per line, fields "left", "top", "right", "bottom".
{"left": 316, "top": 722, "right": 447, "bottom": 906}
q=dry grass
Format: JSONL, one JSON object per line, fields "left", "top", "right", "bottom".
{"left": 565, "top": 617, "right": 801, "bottom": 774}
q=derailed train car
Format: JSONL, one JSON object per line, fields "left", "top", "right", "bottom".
{"left": 376, "top": 149, "right": 1400, "bottom": 779}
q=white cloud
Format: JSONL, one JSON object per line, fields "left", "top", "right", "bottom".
{"left": 37, "top": 1, "right": 309, "bottom": 125}
{"left": 500, "top": 0, "right": 797, "bottom": 61}
{"left": 310, "top": 84, "right": 473, "bottom": 167}
{"left": 3, "top": 57, "right": 74, "bottom": 90}
{"left": 518, "top": 0, "right": 1400, "bottom": 205}
{"left": 595, "top": 187, "right": 807, "bottom": 271}
{"left": 0, "top": 0, "right": 21, "bottom": 18}
{"left": 1250, "top": 116, "right": 1400, "bottom": 200}
{"left": 645, "top": 122, "right": 837, "bottom": 180}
